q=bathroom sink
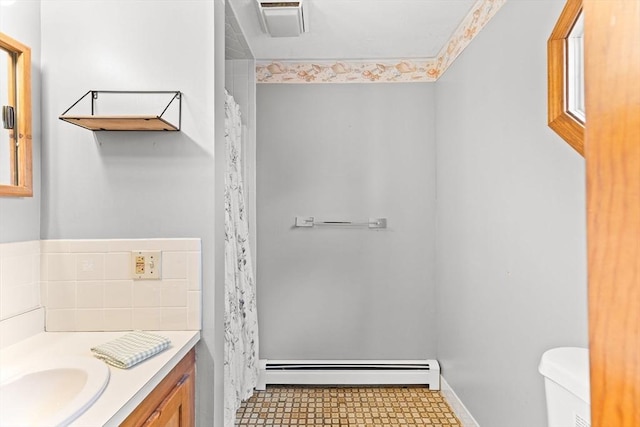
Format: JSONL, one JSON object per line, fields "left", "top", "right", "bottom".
{"left": 0, "top": 356, "right": 110, "bottom": 427}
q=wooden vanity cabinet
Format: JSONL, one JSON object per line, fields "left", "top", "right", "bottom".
{"left": 121, "top": 349, "right": 195, "bottom": 427}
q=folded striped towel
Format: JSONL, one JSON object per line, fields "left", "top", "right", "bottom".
{"left": 91, "top": 331, "right": 171, "bottom": 369}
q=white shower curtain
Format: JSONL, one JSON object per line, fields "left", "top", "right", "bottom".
{"left": 224, "top": 91, "right": 259, "bottom": 427}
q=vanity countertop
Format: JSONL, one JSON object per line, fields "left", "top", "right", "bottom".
{"left": 0, "top": 330, "right": 200, "bottom": 426}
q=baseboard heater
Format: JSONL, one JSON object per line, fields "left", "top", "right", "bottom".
{"left": 256, "top": 359, "right": 440, "bottom": 391}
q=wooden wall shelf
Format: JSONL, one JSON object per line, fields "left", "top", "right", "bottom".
{"left": 60, "top": 115, "right": 179, "bottom": 131}
{"left": 59, "top": 90, "right": 181, "bottom": 131}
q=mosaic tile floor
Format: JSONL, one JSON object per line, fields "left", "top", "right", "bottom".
{"left": 235, "top": 386, "right": 461, "bottom": 426}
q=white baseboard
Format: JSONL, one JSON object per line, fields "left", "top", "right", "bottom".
{"left": 440, "top": 376, "right": 480, "bottom": 427}
{"left": 257, "top": 359, "right": 440, "bottom": 391}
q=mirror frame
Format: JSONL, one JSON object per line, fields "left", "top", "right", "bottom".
{"left": 0, "top": 32, "right": 32, "bottom": 197}
{"left": 548, "top": 0, "right": 585, "bottom": 156}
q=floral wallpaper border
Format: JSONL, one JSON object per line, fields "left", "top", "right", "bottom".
{"left": 256, "top": 0, "right": 506, "bottom": 84}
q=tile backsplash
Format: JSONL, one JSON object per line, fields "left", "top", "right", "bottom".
{"left": 41, "top": 239, "right": 201, "bottom": 332}
{"left": 0, "top": 241, "right": 41, "bottom": 321}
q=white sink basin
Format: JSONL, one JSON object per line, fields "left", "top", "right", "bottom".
{"left": 0, "top": 356, "right": 110, "bottom": 427}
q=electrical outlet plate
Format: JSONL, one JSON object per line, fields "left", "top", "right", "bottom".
{"left": 131, "top": 250, "right": 162, "bottom": 280}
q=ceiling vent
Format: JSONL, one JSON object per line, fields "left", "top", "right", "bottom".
{"left": 256, "top": 0, "right": 308, "bottom": 37}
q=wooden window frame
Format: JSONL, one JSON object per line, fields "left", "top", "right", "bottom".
{"left": 0, "top": 32, "right": 32, "bottom": 197}
{"left": 548, "top": 0, "right": 585, "bottom": 156}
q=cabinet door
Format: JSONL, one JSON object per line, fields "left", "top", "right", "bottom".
{"left": 142, "top": 374, "right": 194, "bottom": 427}
{"left": 121, "top": 349, "right": 196, "bottom": 427}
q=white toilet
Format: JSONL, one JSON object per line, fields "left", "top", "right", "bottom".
{"left": 539, "top": 347, "right": 591, "bottom": 427}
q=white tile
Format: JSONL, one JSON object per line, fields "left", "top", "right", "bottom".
{"left": 104, "top": 308, "right": 132, "bottom": 331}
{"left": 40, "top": 254, "right": 48, "bottom": 282}
{"left": 39, "top": 281, "right": 47, "bottom": 307}
{"left": 31, "top": 253, "right": 41, "bottom": 283}
{"left": 76, "top": 253, "right": 105, "bottom": 281}
{"left": 133, "top": 308, "right": 162, "bottom": 330}
{"left": 142, "top": 239, "right": 200, "bottom": 252}
{"left": 133, "top": 281, "right": 162, "bottom": 307}
{"left": 69, "top": 240, "right": 109, "bottom": 253}
{"left": 26, "top": 282, "right": 40, "bottom": 312}
{"left": 104, "top": 280, "right": 133, "bottom": 308}
{"left": 106, "top": 240, "right": 141, "bottom": 253}
{"left": 40, "top": 240, "right": 71, "bottom": 253}
{"left": 161, "top": 280, "right": 188, "bottom": 307}
{"left": 46, "top": 253, "right": 76, "bottom": 281}
{"left": 77, "top": 281, "right": 105, "bottom": 308}
{"left": 76, "top": 309, "right": 105, "bottom": 331}
{"left": 0, "top": 308, "right": 44, "bottom": 350}
{"left": 1, "top": 255, "right": 33, "bottom": 287}
{"left": 106, "top": 238, "right": 200, "bottom": 253}
{"left": 46, "top": 309, "right": 76, "bottom": 331}
{"left": 105, "top": 253, "right": 131, "bottom": 280}
{"left": 0, "top": 285, "right": 31, "bottom": 320}
{"left": 0, "top": 288, "right": 11, "bottom": 320}
{"left": 161, "top": 307, "right": 187, "bottom": 330}
{"left": 187, "top": 252, "right": 202, "bottom": 291}
{"left": 162, "top": 251, "right": 188, "bottom": 279}
{"left": 1, "top": 241, "right": 39, "bottom": 257}
{"left": 187, "top": 291, "right": 202, "bottom": 330}
{"left": 183, "top": 239, "right": 201, "bottom": 251}
{"left": 46, "top": 281, "right": 76, "bottom": 309}
{"left": 30, "top": 240, "right": 42, "bottom": 255}
{"left": 11, "top": 286, "right": 38, "bottom": 317}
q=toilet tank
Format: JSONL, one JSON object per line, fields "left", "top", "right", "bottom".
{"left": 539, "top": 347, "right": 590, "bottom": 427}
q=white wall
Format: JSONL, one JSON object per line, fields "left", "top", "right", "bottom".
{"left": 256, "top": 83, "right": 437, "bottom": 359}
{"left": 0, "top": 0, "right": 41, "bottom": 243}
{"left": 39, "top": 1, "right": 219, "bottom": 425}
{"left": 435, "top": 2, "right": 588, "bottom": 426}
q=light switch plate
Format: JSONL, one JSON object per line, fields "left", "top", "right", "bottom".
{"left": 131, "top": 250, "right": 162, "bottom": 280}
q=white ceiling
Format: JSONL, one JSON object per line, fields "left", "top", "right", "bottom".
{"left": 227, "top": 0, "right": 477, "bottom": 60}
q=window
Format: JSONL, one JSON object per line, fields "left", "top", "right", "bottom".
{"left": 548, "top": 0, "right": 585, "bottom": 156}
{"left": 0, "top": 31, "right": 32, "bottom": 197}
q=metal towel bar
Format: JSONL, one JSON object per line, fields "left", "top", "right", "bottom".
{"left": 295, "top": 217, "right": 387, "bottom": 229}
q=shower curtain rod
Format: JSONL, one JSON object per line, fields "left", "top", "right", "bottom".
{"left": 294, "top": 216, "right": 387, "bottom": 229}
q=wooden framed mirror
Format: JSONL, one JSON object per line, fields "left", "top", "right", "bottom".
{"left": 548, "top": 0, "right": 585, "bottom": 156}
{"left": 0, "top": 32, "right": 32, "bottom": 197}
